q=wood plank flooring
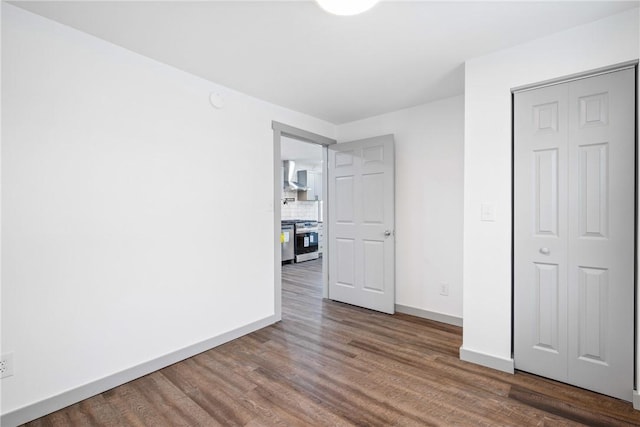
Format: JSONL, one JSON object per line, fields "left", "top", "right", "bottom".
{"left": 24, "top": 258, "right": 640, "bottom": 426}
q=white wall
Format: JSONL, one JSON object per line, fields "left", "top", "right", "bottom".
{"left": 462, "top": 6, "right": 639, "bottom": 381}
{"left": 1, "top": 4, "right": 334, "bottom": 423}
{"left": 337, "top": 95, "right": 465, "bottom": 320}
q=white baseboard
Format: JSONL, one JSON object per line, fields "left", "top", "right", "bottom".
{"left": 395, "top": 304, "right": 463, "bottom": 327}
{"left": 634, "top": 390, "right": 640, "bottom": 410}
{"left": 459, "top": 346, "right": 515, "bottom": 374}
{"left": 1, "top": 315, "right": 278, "bottom": 427}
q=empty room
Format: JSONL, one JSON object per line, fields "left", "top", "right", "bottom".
{"left": 2, "top": 1, "right": 640, "bottom": 425}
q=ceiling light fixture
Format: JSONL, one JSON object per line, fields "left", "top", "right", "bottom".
{"left": 315, "top": 0, "right": 380, "bottom": 16}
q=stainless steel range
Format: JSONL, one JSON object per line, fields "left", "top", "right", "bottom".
{"left": 282, "top": 219, "right": 319, "bottom": 262}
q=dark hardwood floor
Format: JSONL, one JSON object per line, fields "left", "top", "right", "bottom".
{"left": 25, "top": 258, "right": 640, "bottom": 426}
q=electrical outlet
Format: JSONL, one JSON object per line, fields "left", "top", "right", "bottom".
{"left": 1, "top": 353, "right": 14, "bottom": 379}
{"left": 439, "top": 283, "right": 449, "bottom": 296}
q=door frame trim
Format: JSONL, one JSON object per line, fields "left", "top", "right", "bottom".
{"left": 512, "top": 60, "right": 638, "bottom": 94}
{"left": 272, "top": 121, "right": 336, "bottom": 320}
{"left": 510, "top": 62, "right": 639, "bottom": 404}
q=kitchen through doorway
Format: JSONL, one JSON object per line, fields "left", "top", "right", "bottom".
{"left": 272, "top": 122, "right": 336, "bottom": 321}
{"left": 281, "top": 138, "right": 323, "bottom": 262}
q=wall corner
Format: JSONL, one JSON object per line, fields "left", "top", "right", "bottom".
{"left": 459, "top": 346, "right": 515, "bottom": 374}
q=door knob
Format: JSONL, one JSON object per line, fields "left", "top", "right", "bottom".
{"left": 384, "top": 230, "right": 392, "bottom": 237}
{"left": 539, "top": 247, "right": 550, "bottom": 255}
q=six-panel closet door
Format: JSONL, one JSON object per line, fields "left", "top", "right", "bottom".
{"left": 514, "top": 68, "right": 635, "bottom": 401}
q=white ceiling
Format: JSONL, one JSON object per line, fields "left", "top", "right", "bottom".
{"left": 10, "top": 1, "right": 639, "bottom": 124}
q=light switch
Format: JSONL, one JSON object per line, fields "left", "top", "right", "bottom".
{"left": 481, "top": 203, "right": 496, "bottom": 222}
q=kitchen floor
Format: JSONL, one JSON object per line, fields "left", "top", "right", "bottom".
{"left": 282, "top": 258, "right": 323, "bottom": 301}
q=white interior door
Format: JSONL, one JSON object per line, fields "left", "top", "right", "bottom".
{"left": 514, "top": 82, "right": 570, "bottom": 381}
{"left": 514, "top": 68, "right": 635, "bottom": 401}
{"left": 328, "top": 135, "right": 395, "bottom": 314}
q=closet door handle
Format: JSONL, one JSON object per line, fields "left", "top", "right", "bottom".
{"left": 539, "top": 247, "right": 550, "bottom": 255}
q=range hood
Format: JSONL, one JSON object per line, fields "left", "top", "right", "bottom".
{"left": 283, "top": 160, "right": 308, "bottom": 191}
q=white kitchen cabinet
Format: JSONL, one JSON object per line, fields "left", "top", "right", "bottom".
{"left": 312, "top": 171, "right": 322, "bottom": 201}
{"left": 298, "top": 170, "right": 322, "bottom": 201}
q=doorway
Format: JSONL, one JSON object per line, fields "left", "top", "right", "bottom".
{"left": 272, "top": 122, "right": 336, "bottom": 320}
{"left": 513, "top": 66, "right": 636, "bottom": 401}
